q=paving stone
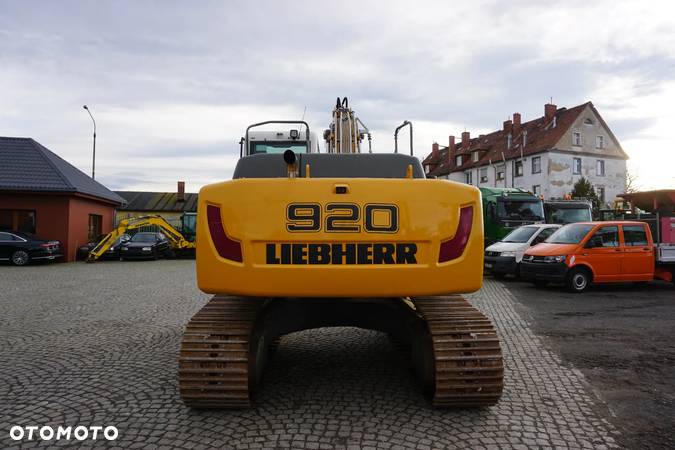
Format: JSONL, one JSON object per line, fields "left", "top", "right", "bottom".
{"left": 0, "top": 261, "right": 618, "bottom": 449}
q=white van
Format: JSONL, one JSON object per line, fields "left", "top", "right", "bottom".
{"left": 484, "top": 224, "right": 561, "bottom": 278}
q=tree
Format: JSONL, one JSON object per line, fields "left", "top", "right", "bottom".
{"left": 571, "top": 177, "right": 602, "bottom": 216}
{"left": 625, "top": 169, "right": 640, "bottom": 194}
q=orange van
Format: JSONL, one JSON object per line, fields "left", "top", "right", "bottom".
{"left": 520, "top": 221, "right": 674, "bottom": 292}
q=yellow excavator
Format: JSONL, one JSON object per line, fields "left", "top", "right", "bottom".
{"left": 86, "top": 215, "right": 195, "bottom": 261}
{"left": 179, "top": 98, "right": 503, "bottom": 408}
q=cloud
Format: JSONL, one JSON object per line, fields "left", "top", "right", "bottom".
{"left": 0, "top": 0, "right": 674, "bottom": 190}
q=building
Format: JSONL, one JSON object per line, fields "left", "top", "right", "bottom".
{"left": 422, "top": 102, "right": 628, "bottom": 205}
{"left": 114, "top": 181, "right": 197, "bottom": 229}
{"left": 0, "top": 137, "right": 125, "bottom": 261}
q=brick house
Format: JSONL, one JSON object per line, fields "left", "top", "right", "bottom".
{"left": 421, "top": 102, "right": 628, "bottom": 205}
{"left": 0, "top": 137, "right": 125, "bottom": 261}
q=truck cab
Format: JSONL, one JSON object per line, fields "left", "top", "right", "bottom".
{"left": 479, "top": 187, "right": 545, "bottom": 246}
{"left": 544, "top": 200, "right": 593, "bottom": 224}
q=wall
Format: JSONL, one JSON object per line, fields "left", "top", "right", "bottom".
{"left": 0, "top": 192, "right": 70, "bottom": 255}
{"left": 67, "top": 196, "right": 117, "bottom": 262}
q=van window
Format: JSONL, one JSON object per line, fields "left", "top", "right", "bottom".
{"left": 547, "top": 224, "right": 594, "bottom": 244}
{"left": 623, "top": 225, "right": 648, "bottom": 246}
{"left": 590, "top": 226, "right": 619, "bottom": 247}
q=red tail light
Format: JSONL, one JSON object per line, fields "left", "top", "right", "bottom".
{"left": 438, "top": 205, "right": 473, "bottom": 263}
{"left": 206, "top": 205, "right": 243, "bottom": 262}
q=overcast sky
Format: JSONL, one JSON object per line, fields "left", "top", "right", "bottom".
{"left": 1, "top": 0, "right": 674, "bottom": 193}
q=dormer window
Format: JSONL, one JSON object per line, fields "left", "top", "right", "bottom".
{"left": 584, "top": 118, "right": 594, "bottom": 125}
{"left": 455, "top": 155, "right": 462, "bottom": 166}
{"left": 523, "top": 130, "right": 528, "bottom": 147}
{"left": 425, "top": 165, "right": 430, "bottom": 174}
{"left": 472, "top": 151, "right": 479, "bottom": 162}
{"left": 573, "top": 131, "right": 582, "bottom": 146}
{"left": 507, "top": 133, "right": 512, "bottom": 149}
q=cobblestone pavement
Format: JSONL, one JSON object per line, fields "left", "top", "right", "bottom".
{"left": 0, "top": 261, "right": 619, "bottom": 449}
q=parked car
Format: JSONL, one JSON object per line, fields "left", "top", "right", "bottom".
{"left": 120, "top": 232, "right": 172, "bottom": 260}
{"left": 520, "top": 221, "right": 675, "bottom": 292}
{"left": 0, "top": 230, "right": 61, "bottom": 266}
{"left": 484, "top": 224, "right": 561, "bottom": 278}
{"left": 78, "top": 233, "right": 130, "bottom": 260}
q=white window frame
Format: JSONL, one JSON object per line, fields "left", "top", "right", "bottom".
{"left": 507, "top": 133, "right": 512, "bottom": 149}
{"left": 465, "top": 171, "right": 473, "bottom": 185}
{"left": 496, "top": 165, "right": 505, "bottom": 181}
{"left": 515, "top": 160, "right": 523, "bottom": 177}
{"left": 479, "top": 167, "right": 488, "bottom": 183}
{"left": 532, "top": 156, "right": 541, "bottom": 174}
{"left": 455, "top": 155, "right": 462, "bottom": 166}
{"left": 596, "top": 159, "right": 605, "bottom": 176}
{"left": 597, "top": 186, "right": 606, "bottom": 202}
{"left": 472, "top": 151, "right": 479, "bottom": 162}
{"left": 573, "top": 131, "right": 582, "bottom": 146}
{"left": 532, "top": 185, "right": 541, "bottom": 195}
{"left": 596, "top": 135, "right": 604, "bottom": 149}
{"left": 573, "top": 157, "right": 581, "bottom": 175}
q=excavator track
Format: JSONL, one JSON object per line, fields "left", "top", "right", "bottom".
{"left": 178, "top": 296, "right": 265, "bottom": 408}
{"left": 412, "top": 295, "right": 503, "bottom": 407}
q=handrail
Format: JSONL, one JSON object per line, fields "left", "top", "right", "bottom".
{"left": 394, "top": 120, "right": 413, "bottom": 156}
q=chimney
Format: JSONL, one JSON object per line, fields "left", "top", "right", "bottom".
{"left": 461, "top": 131, "right": 470, "bottom": 150}
{"left": 545, "top": 103, "right": 557, "bottom": 122}
{"left": 513, "top": 112, "right": 521, "bottom": 134}
{"left": 177, "top": 181, "right": 185, "bottom": 202}
{"left": 503, "top": 119, "right": 512, "bottom": 133}
{"left": 447, "top": 136, "right": 455, "bottom": 164}
{"left": 432, "top": 142, "right": 440, "bottom": 160}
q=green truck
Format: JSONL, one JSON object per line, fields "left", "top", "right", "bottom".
{"left": 479, "top": 187, "right": 545, "bottom": 246}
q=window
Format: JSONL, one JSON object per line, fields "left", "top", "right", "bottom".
{"left": 573, "top": 157, "right": 582, "bottom": 175}
{"left": 496, "top": 165, "right": 505, "bottom": 181}
{"left": 573, "top": 131, "right": 582, "bottom": 146}
{"left": 0, "top": 209, "right": 36, "bottom": 233}
{"left": 0, "top": 232, "right": 17, "bottom": 241}
{"left": 88, "top": 214, "right": 103, "bottom": 242}
{"left": 515, "top": 160, "right": 523, "bottom": 177}
{"left": 480, "top": 167, "right": 488, "bottom": 183}
{"left": 455, "top": 155, "right": 462, "bottom": 166}
{"left": 623, "top": 225, "right": 648, "bottom": 246}
{"left": 532, "top": 185, "right": 541, "bottom": 195}
{"left": 537, "top": 227, "right": 557, "bottom": 242}
{"left": 597, "top": 186, "right": 605, "bottom": 203}
{"left": 472, "top": 151, "right": 479, "bottom": 162}
{"left": 465, "top": 171, "right": 473, "bottom": 185}
{"left": 584, "top": 118, "right": 594, "bottom": 125}
{"left": 596, "top": 135, "right": 604, "bottom": 149}
{"left": 523, "top": 130, "right": 528, "bottom": 147}
{"left": 596, "top": 160, "right": 605, "bottom": 176}
{"left": 507, "top": 133, "right": 512, "bottom": 149}
{"left": 589, "top": 226, "right": 619, "bottom": 247}
{"left": 532, "top": 156, "right": 541, "bottom": 174}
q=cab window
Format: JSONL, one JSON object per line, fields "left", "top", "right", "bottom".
{"left": 533, "top": 227, "right": 557, "bottom": 244}
{"left": 588, "top": 226, "right": 619, "bottom": 247}
{"left": 623, "top": 225, "right": 648, "bottom": 246}
{"left": 250, "top": 142, "right": 308, "bottom": 155}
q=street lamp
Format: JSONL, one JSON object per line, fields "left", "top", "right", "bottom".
{"left": 83, "top": 105, "right": 97, "bottom": 179}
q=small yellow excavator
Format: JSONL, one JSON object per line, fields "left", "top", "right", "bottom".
{"left": 179, "top": 98, "right": 503, "bottom": 408}
{"left": 86, "top": 215, "right": 195, "bottom": 261}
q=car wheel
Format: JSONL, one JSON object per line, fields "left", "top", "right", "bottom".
{"left": 566, "top": 267, "right": 591, "bottom": 293}
{"left": 11, "top": 250, "right": 30, "bottom": 266}
{"left": 532, "top": 280, "right": 548, "bottom": 288}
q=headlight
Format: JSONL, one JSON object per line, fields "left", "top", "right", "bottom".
{"left": 522, "top": 254, "right": 533, "bottom": 261}
{"left": 500, "top": 251, "right": 516, "bottom": 257}
{"left": 544, "top": 255, "right": 566, "bottom": 263}
{"left": 142, "top": 247, "right": 152, "bottom": 251}
{"left": 108, "top": 246, "right": 116, "bottom": 252}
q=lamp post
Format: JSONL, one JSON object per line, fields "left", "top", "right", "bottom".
{"left": 83, "top": 105, "right": 97, "bottom": 179}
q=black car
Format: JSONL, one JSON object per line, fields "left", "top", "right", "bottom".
{"left": 0, "top": 230, "right": 62, "bottom": 266}
{"left": 120, "top": 232, "right": 173, "bottom": 260}
{"left": 78, "top": 233, "right": 130, "bottom": 260}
